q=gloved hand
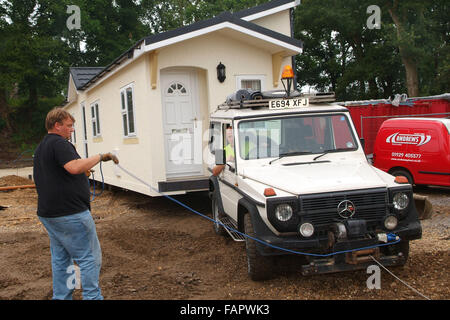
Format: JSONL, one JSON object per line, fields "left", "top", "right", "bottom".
{"left": 85, "top": 169, "right": 95, "bottom": 177}
{"left": 100, "top": 152, "right": 119, "bottom": 164}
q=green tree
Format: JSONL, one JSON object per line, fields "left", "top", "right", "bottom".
{"left": 0, "top": 0, "right": 155, "bottom": 144}
{"left": 139, "top": 0, "right": 267, "bottom": 33}
{"left": 294, "top": 0, "right": 449, "bottom": 99}
{"left": 0, "top": 0, "right": 67, "bottom": 141}
{"left": 294, "top": 0, "right": 407, "bottom": 101}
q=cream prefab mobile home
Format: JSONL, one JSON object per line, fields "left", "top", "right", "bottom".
{"left": 64, "top": 0, "right": 303, "bottom": 196}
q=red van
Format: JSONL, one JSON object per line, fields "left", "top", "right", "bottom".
{"left": 373, "top": 117, "right": 450, "bottom": 187}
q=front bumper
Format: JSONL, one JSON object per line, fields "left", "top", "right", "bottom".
{"left": 249, "top": 207, "right": 421, "bottom": 271}
{"left": 255, "top": 231, "right": 414, "bottom": 275}
{"left": 253, "top": 215, "right": 421, "bottom": 253}
{"left": 301, "top": 249, "right": 405, "bottom": 275}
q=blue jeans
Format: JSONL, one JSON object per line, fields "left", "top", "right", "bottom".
{"left": 39, "top": 210, "right": 103, "bottom": 300}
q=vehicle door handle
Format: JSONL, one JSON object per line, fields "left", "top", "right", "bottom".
{"left": 192, "top": 117, "right": 198, "bottom": 128}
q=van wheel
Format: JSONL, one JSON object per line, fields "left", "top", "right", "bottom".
{"left": 212, "top": 197, "right": 227, "bottom": 236}
{"left": 391, "top": 169, "right": 414, "bottom": 185}
{"left": 244, "top": 214, "right": 274, "bottom": 281}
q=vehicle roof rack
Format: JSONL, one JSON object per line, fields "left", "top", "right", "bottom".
{"left": 218, "top": 90, "right": 335, "bottom": 110}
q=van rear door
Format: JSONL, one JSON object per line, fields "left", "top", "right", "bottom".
{"left": 410, "top": 124, "right": 444, "bottom": 185}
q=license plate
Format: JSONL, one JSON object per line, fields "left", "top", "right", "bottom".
{"left": 269, "top": 98, "right": 309, "bottom": 110}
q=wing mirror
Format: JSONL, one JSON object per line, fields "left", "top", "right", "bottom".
{"left": 215, "top": 149, "right": 226, "bottom": 165}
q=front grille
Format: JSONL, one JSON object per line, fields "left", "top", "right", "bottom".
{"left": 299, "top": 188, "right": 388, "bottom": 226}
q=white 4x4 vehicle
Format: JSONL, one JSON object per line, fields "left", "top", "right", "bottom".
{"left": 208, "top": 90, "right": 422, "bottom": 280}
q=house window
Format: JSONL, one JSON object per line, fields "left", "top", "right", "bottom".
{"left": 167, "top": 82, "right": 187, "bottom": 95}
{"left": 70, "top": 113, "right": 77, "bottom": 144}
{"left": 91, "top": 101, "right": 101, "bottom": 137}
{"left": 236, "top": 75, "right": 266, "bottom": 91}
{"left": 120, "top": 84, "right": 136, "bottom": 137}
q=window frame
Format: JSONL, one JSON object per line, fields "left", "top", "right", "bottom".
{"left": 222, "top": 123, "right": 236, "bottom": 171}
{"left": 208, "top": 121, "right": 222, "bottom": 155}
{"left": 90, "top": 100, "right": 101, "bottom": 137}
{"left": 69, "top": 113, "right": 77, "bottom": 144}
{"left": 235, "top": 75, "right": 266, "bottom": 91}
{"left": 236, "top": 113, "right": 359, "bottom": 160}
{"left": 120, "top": 83, "right": 137, "bottom": 137}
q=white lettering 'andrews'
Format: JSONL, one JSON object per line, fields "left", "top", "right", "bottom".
{"left": 386, "top": 132, "right": 431, "bottom": 146}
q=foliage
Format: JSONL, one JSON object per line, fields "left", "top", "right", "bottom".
{"left": 0, "top": 0, "right": 448, "bottom": 147}
{"left": 294, "top": 0, "right": 449, "bottom": 100}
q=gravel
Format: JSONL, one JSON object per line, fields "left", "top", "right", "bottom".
{"left": 0, "top": 175, "right": 448, "bottom": 300}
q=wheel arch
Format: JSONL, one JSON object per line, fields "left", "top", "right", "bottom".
{"left": 209, "top": 176, "right": 226, "bottom": 215}
{"left": 237, "top": 198, "right": 260, "bottom": 233}
{"left": 388, "top": 166, "right": 415, "bottom": 184}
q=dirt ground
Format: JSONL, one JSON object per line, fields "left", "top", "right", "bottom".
{"left": 0, "top": 175, "right": 448, "bottom": 300}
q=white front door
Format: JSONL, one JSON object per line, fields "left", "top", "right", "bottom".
{"left": 161, "top": 69, "right": 202, "bottom": 178}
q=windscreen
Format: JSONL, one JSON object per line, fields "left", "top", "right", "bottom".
{"left": 237, "top": 114, "right": 357, "bottom": 160}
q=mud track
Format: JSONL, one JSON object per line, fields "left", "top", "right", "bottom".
{"left": 0, "top": 175, "right": 448, "bottom": 300}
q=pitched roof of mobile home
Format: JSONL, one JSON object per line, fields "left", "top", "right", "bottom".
{"left": 69, "top": 0, "right": 302, "bottom": 92}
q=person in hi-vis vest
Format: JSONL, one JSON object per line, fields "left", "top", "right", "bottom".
{"left": 224, "top": 126, "right": 235, "bottom": 162}
{"left": 213, "top": 125, "right": 234, "bottom": 176}
{"left": 213, "top": 125, "right": 256, "bottom": 176}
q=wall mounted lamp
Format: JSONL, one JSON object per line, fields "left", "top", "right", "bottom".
{"left": 217, "top": 62, "right": 226, "bottom": 83}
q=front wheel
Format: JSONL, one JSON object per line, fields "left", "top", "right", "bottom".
{"left": 244, "top": 214, "right": 274, "bottom": 281}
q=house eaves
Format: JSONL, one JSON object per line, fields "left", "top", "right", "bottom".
{"left": 75, "top": 38, "right": 146, "bottom": 91}
{"left": 143, "top": 11, "right": 303, "bottom": 54}
{"left": 235, "top": 0, "right": 300, "bottom": 21}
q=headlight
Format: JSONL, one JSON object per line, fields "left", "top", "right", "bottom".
{"left": 275, "top": 204, "right": 293, "bottom": 222}
{"left": 384, "top": 215, "right": 398, "bottom": 230}
{"left": 393, "top": 192, "right": 409, "bottom": 210}
{"left": 299, "top": 222, "right": 314, "bottom": 237}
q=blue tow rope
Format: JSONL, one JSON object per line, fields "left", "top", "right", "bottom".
{"left": 88, "top": 161, "right": 104, "bottom": 201}
{"left": 114, "top": 164, "right": 401, "bottom": 257}
{"left": 155, "top": 191, "right": 401, "bottom": 257}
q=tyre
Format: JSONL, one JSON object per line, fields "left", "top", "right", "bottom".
{"left": 212, "top": 196, "right": 227, "bottom": 236}
{"left": 390, "top": 169, "right": 414, "bottom": 185}
{"left": 244, "top": 214, "right": 274, "bottom": 281}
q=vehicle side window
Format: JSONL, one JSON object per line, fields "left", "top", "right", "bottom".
{"left": 331, "top": 115, "right": 356, "bottom": 149}
{"left": 209, "top": 122, "right": 222, "bottom": 154}
{"left": 240, "top": 120, "right": 281, "bottom": 159}
{"left": 223, "top": 124, "right": 235, "bottom": 168}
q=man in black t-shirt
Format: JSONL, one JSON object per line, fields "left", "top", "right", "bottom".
{"left": 34, "top": 107, "right": 118, "bottom": 300}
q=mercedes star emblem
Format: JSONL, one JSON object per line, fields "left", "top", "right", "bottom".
{"left": 337, "top": 200, "right": 356, "bottom": 219}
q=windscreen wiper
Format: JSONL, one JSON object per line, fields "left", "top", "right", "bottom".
{"left": 313, "top": 148, "right": 353, "bottom": 161}
{"left": 269, "top": 151, "right": 311, "bottom": 165}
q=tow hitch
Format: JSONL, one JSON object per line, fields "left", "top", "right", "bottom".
{"left": 345, "top": 247, "right": 379, "bottom": 264}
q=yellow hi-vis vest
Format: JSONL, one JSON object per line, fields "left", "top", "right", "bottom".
{"left": 224, "top": 144, "right": 234, "bottom": 159}
{"left": 224, "top": 141, "right": 255, "bottom": 160}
